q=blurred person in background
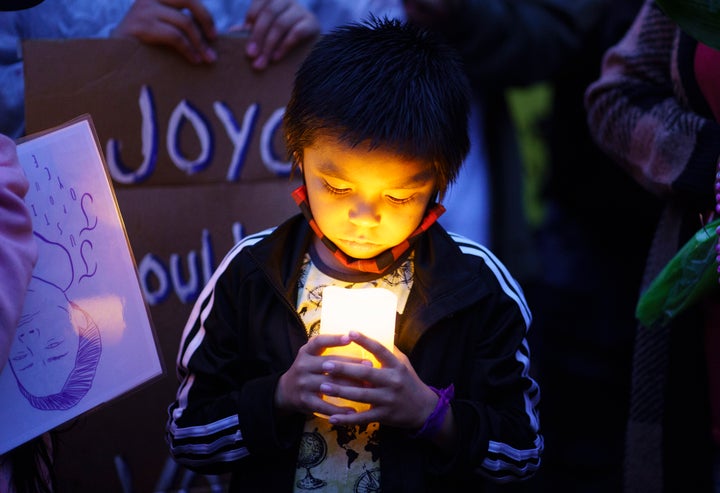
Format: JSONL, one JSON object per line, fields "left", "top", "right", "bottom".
{"left": 403, "top": 1, "right": 663, "bottom": 491}
{"left": 586, "top": 0, "right": 720, "bottom": 490}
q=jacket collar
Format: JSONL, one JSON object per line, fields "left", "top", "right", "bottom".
{"left": 247, "top": 214, "right": 490, "bottom": 350}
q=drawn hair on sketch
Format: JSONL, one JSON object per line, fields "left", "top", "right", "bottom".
{"left": 9, "top": 233, "right": 102, "bottom": 411}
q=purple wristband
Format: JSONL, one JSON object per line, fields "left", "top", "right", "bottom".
{"left": 410, "top": 384, "right": 455, "bottom": 440}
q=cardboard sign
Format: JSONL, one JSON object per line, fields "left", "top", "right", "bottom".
{"left": 24, "top": 35, "right": 309, "bottom": 337}
{"left": 0, "top": 117, "right": 162, "bottom": 454}
{"left": 22, "top": 36, "right": 312, "bottom": 490}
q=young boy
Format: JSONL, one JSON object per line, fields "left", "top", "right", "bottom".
{"left": 166, "top": 17, "right": 542, "bottom": 492}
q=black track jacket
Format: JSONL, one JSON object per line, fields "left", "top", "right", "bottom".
{"left": 167, "top": 214, "right": 542, "bottom": 492}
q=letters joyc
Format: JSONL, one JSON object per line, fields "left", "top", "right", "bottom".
{"left": 105, "top": 85, "right": 292, "bottom": 184}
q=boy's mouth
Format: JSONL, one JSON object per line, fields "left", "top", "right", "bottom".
{"left": 339, "top": 238, "right": 383, "bottom": 252}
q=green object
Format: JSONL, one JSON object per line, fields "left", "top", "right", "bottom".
{"left": 507, "top": 83, "right": 552, "bottom": 228}
{"left": 636, "top": 218, "right": 720, "bottom": 327}
{"left": 655, "top": 0, "right": 720, "bottom": 50}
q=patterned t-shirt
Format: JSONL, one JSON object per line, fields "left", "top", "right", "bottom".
{"left": 293, "top": 252, "right": 413, "bottom": 493}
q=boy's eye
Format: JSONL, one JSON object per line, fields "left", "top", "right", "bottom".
{"left": 387, "top": 194, "right": 414, "bottom": 205}
{"left": 321, "top": 179, "right": 416, "bottom": 204}
{"left": 323, "top": 181, "right": 350, "bottom": 195}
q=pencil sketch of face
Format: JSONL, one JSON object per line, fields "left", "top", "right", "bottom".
{"left": 12, "top": 296, "right": 77, "bottom": 394}
{"left": 10, "top": 277, "right": 102, "bottom": 411}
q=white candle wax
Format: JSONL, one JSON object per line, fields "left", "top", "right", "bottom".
{"left": 318, "top": 286, "right": 398, "bottom": 412}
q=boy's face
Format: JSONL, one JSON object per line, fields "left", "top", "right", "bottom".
{"left": 302, "top": 134, "right": 436, "bottom": 269}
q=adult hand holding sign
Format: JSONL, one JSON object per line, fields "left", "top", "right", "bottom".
{"left": 242, "top": 0, "right": 321, "bottom": 70}
{"left": 111, "top": 0, "right": 320, "bottom": 69}
{"left": 111, "top": 0, "right": 218, "bottom": 64}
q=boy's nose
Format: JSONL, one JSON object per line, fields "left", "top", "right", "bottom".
{"left": 348, "top": 200, "right": 380, "bottom": 227}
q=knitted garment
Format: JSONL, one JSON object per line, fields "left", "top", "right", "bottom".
{"left": 586, "top": 1, "right": 720, "bottom": 491}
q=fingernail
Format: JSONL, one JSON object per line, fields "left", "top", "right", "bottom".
{"left": 320, "top": 383, "right": 332, "bottom": 393}
{"left": 246, "top": 42, "right": 258, "bottom": 57}
{"left": 252, "top": 55, "right": 267, "bottom": 70}
{"left": 322, "top": 361, "right": 335, "bottom": 372}
{"left": 205, "top": 47, "right": 217, "bottom": 63}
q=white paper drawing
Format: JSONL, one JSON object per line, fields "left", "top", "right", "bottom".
{"left": 0, "top": 117, "right": 163, "bottom": 454}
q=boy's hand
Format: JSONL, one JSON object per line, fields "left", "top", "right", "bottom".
{"left": 320, "top": 331, "right": 440, "bottom": 431}
{"left": 111, "top": 0, "right": 218, "bottom": 64}
{"left": 240, "top": 0, "right": 320, "bottom": 70}
{"left": 275, "top": 334, "right": 367, "bottom": 417}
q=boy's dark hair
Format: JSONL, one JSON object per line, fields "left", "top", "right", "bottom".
{"left": 284, "top": 16, "right": 471, "bottom": 198}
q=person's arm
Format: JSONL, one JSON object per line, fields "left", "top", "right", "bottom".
{"left": 405, "top": 0, "right": 610, "bottom": 88}
{"left": 167, "top": 232, "right": 355, "bottom": 473}
{"left": 0, "top": 134, "right": 37, "bottom": 372}
{"left": 585, "top": 0, "right": 720, "bottom": 207}
{"left": 166, "top": 247, "right": 275, "bottom": 474}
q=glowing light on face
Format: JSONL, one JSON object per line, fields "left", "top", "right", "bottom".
{"left": 302, "top": 135, "right": 436, "bottom": 272}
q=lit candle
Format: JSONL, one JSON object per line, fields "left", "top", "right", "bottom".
{"left": 318, "top": 285, "right": 398, "bottom": 412}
